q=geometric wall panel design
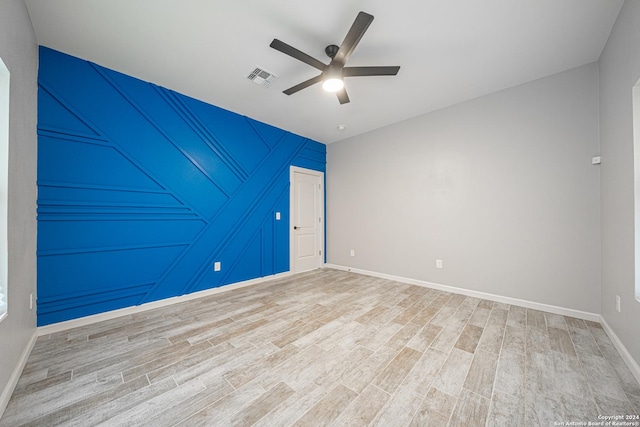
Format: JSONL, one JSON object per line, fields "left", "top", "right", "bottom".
{"left": 37, "top": 47, "right": 326, "bottom": 325}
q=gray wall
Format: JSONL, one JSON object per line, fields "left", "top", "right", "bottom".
{"left": 599, "top": 0, "right": 640, "bottom": 363}
{"left": 327, "top": 63, "right": 601, "bottom": 314}
{"left": 0, "top": 0, "right": 38, "bottom": 411}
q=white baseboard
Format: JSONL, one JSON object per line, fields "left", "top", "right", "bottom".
{"left": 0, "top": 330, "right": 37, "bottom": 419}
{"left": 324, "top": 263, "right": 600, "bottom": 322}
{"left": 38, "top": 271, "right": 294, "bottom": 336}
{"left": 599, "top": 317, "right": 640, "bottom": 385}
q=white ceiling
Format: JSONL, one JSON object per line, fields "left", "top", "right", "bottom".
{"left": 24, "top": 0, "right": 623, "bottom": 144}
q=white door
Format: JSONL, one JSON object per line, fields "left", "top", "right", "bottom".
{"left": 290, "top": 167, "right": 324, "bottom": 273}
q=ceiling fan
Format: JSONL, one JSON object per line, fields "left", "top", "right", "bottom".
{"left": 270, "top": 11, "right": 400, "bottom": 105}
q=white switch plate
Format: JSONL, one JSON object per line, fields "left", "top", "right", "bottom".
{"left": 616, "top": 295, "right": 621, "bottom": 312}
{"left": 275, "top": 212, "right": 281, "bottom": 220}
{"left": 436, "top": 259, "right": 443, "bottom": 269}
{"left": 214, "top": 262, "right": 221, "bottom": 272}
{"left": 30, "top": 293, "right": 33, "bottom": 310}
{"left": 350, "top": 249, "right": 355, "bottom": 257}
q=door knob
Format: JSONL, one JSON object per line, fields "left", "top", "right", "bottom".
{"left": 294, "top": 226, "right": 299, "bottom": 230}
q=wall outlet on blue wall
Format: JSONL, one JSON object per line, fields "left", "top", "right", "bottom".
{"left": 214, "top": 262, "right": 221, "bottom": 272}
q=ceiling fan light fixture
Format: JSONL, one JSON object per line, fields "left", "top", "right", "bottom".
{"left": 323, "top": 63, "right": 344, "bottom": 92}
{"left": 322, "top": 78, "right": 344, "bottom": 92}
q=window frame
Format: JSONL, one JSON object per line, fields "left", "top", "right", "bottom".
{"left": 633, "top": 79, "right": 640, "bottom": 303}
{"left": 0, "top": 56, "right": 9, "bottom": 322}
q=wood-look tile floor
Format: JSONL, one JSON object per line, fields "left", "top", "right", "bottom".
{"left": 2, "top": 269, "right": 639, "bottom": 426}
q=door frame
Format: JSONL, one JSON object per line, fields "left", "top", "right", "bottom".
{"left": 289, "top": 166, "right": 325, "bottom": 273}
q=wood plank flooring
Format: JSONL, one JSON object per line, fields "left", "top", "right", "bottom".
{"left": 2, "top": 269, "right": 639, "bottom": 426}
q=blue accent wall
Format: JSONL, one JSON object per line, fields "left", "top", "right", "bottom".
{"left": 37, "top": 47, "right": 326, "bottom": 326}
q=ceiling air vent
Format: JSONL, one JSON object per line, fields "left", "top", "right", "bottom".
{"left": 247, "top": 66, "right": 279, "bottom": 88}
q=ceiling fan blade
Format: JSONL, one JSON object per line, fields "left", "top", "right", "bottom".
{"left": 343, "top": 66, "right": 400, "bottom": 77}
{"left": 283, "top": 74, "right": 324, "bottom": 95}
{"left": 336, "top": 88, "right": 350, "bottom": 104}
{"left": 270, "top": 39, "right": 326, "bottom": 71}
{"left": 334, "top": 11, "right": 374, "bottom": 65}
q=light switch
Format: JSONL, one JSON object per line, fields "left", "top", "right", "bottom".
{"left": 276, "top": 212, "right": 281, "bottom": 220}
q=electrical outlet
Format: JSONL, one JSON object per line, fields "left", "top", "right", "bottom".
{"left": 350, "top": 249, "right": 355, "bottom": 257}
{"left": 214, "top": 262, "right": 221, "bottom": 272}
{"left": 616, "top": 295, "right": 621, "bottom": 312}
{"left": 436, "top": 259, "right": 443, "bottom": 269}
{"left": 275, "top": 212, "right": 281, "bottom": 220}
